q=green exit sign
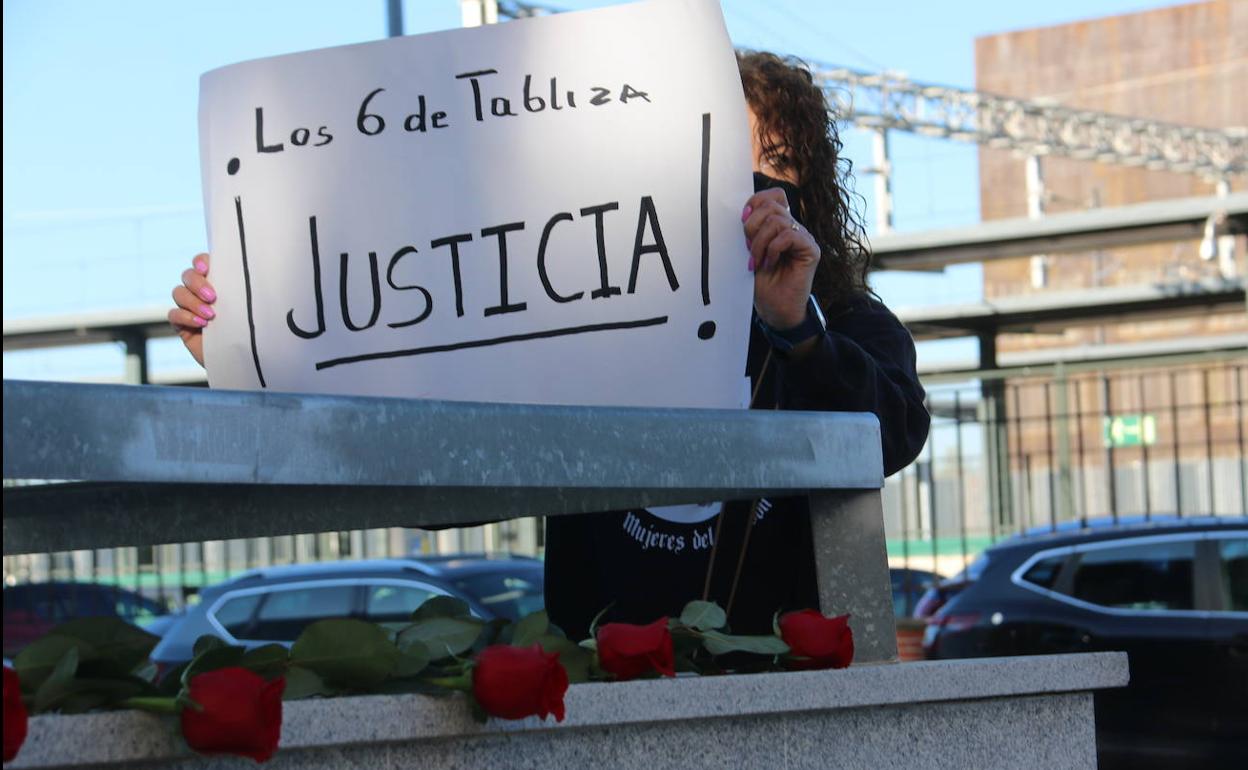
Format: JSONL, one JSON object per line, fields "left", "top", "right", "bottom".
{"left": 1103, "top": 415, "right": 1157, "bottom": 448}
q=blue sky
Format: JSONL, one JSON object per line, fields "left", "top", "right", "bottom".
{"left": 2, "top": 0, "right": 1184, "bottom": 380}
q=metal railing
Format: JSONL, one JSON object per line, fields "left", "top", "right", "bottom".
{"left": 6, "top": 359, "right": 1244, "bottom": 613}
{"left": 887, "top": 359, "right": 1248, "bottom": 580}
{"left": 2, "top": 379, "right": 899, "bottom": 662}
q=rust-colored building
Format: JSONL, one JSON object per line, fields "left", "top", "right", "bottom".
{"left": 973, "top": 1, "right": 1246, "bottom": 519}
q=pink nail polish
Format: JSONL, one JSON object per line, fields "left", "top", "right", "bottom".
{"left": 194, "top": 259, "right": 208, "bottom": 274}
{"left": 742, "top": 205, "right": 752, "bottom": 222}
{"left": 200, "top": 286, "right": 216, "bottom": 302}
{"left": 748, "top": 256, "right": 756, "bottom": 272}
{"left": 746, "top": 238, "right": 752, "bottom": 250}
{"left": 193, "top": 316, "right": 208, "bottom": 327}
{"left": 200, "top": 305, "right": 215, "bottom": 319}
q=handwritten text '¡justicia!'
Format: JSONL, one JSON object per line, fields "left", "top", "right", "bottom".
{"left": 251, "top": 70, "right": 652, "bottom": 154}
{"left": 281, "top": 196, "right": 680, "bottom": 340}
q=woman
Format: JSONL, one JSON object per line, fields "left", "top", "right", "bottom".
{"left": 169, "top": 51, "right": 929, "bottom": 640}
{"left": 542, "top": 52, "right": 928, "bottom": 639}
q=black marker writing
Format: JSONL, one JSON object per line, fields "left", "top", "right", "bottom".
{"left": 255, "top": 107, "right": 332, "bottom": 153}
{"left": 455, "top": 69, "right": 498, "bottom": 122}
{"left": 537, "top": 212, "right": 582, "bottom": 303}
{"left": 429, "top": 233, "right": 473, "bottom": 318}
{"left": 403, "top": 95, "right": 449, "bottom": 132}
{"left": 287, "top": 217, "right": 327, "bottom": 339}
{"left": 481, "top": 222, "right": 527, "bottom": 317}
{"left": 339, "top": 250, "right": 382, "bottom": 331}
{"left": 234, "top": 197, "right": 266, "bottom": 388}
{"left": 579, "top": 202, "right": 622, "bottom": 299}
{"left": 316, "top": 316, "right": 667, "bottom": 371}
{"left": 385, "top": 247, "right": 433, "bottom": 329}
{"left": 628, "top": 195, "right": 677, "bottom": 294}
{"left": 455, "top": 68, "right": 650, "bottom": 123}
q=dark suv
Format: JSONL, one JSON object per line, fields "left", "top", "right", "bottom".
{"left": 149, "top": 554, "right": 544, "bottom": 668}
{"left": 923, "top": 516, "right": 1247, "bottom": 768}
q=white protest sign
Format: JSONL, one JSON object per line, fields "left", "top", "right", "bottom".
{"left": 199, "top": 0, "right": 754, "bottom": 408}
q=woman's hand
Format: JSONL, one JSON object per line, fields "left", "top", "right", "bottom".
{"left": 167, "top": 253, "right": 216, "bottom": 368}
{"left": 742, "top": 187, "right": 820, "bottom": 331}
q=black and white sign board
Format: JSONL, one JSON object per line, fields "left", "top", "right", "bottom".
{"left": 200, "top": 0, "right": 753, "bottom": 408}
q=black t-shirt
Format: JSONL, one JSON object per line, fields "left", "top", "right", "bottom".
{"left": 544, "top": 293, "right": 930, "bottom": 640}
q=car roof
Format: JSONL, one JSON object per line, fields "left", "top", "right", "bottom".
{"left": 200, "top": 554, "right": 541, "bottom": 599}
{"left": 984, "top": 515, "right": 1247, "bottom": 559}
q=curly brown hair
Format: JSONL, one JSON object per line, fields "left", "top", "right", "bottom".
{"left": 738, "top": 51, "right": 870, "bottom": 308}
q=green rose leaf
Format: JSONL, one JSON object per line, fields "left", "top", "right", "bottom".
{"left": 394, "top": 638, "right": 431, "bottom": 678}
{"left": 701, "top": 630, "right": 790, "bottom": 657}
{"left": 411, "top": 596, "right": 472, "bottom": 621}
{"left": 282, "top": 665, "right": 334, "bottom": 700}
{"left": 680, "top": 601, "right": 728, "bottom": 631}
{"left": 192, "top": 635, "right": 230, "bottom": 658}
{"left": 374, "top": 677, "right": 459, "bottom": 697}
{"left": 398, "top": 617, "right": 484, "bottom": 660}
{"left": 536, "top": 634, "right": 591, "bottom": 683}
{"left": 241, "top": 644, "right": 290, "bottom": 679}
{"left": 291, "top": 619, "right": 399, "bottom": 689}
{"left": 32, "top": 646, "right": 80, "bottom": 712}
{"left": 511, "top": 610, "right": 550, "bottom": 647}
{"left": 39, "top": 675, "right": 154, "bottom": 714}
{"left": 47, "top": 617, "right": 159, "bottom": 672}
{"left": 672, "top": 632, "right": 703, "bottom": 660}
{"left": 181, "top": 644, "right": 246, "bottom": 686}
{"left": 14, "top": 635, "right": 95, "bottom": 692}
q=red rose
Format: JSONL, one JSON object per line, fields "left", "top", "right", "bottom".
{"left": 472, "top": 644, "right": 568, "bottom": 722}
{"left": 778, "top": 610, "right": 854, "bottom": 670}
{"left": 181, "top": 667, "right": 284, "bottom": 763}
{"left": 596, "top": 617, "right": 676, "bottom": 680}
{"left": 3, "top": 666, "right": 27, "bottom": 763}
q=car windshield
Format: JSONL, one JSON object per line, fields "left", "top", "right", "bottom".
{"left": 453, "top": 570, "right": 544, "bottom": 622}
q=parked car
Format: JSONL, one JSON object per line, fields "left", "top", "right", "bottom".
{"left": 149, "top": 554, "right": 544, "bottom": 668}
{"left": 3, "top": 582, "right": 170, "bottom": 658}
{"left": 922, "top": 515, "right": 1247, "bottom": 768}
{"left": 911, "top": 560, "right": 987, "bottom": 620}
{"left": 889, "top": 567, "right": 942, "bottom": 618}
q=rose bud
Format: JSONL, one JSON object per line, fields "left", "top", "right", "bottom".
{"left": 181, "top": 667, "right": 285, "bottom": 763}
{"left": 3, "top": 666, "right": 27, "bottom": 763}
{"left": 596, "top": 617, "right": 676, "bottom": 680}
{"left": 472, "top": 644, "right": 568, "bottom": 722}
{"left": 778, "top": 610, "right": 854, "bottom": 670}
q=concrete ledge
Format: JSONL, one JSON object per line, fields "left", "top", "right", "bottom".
{"left": 11, "top": 653, "right": 1128, "bottom": 769}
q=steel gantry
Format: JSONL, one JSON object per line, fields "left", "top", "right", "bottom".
{"left": 814, "top": 63, "right": 1247, "bottom": 183}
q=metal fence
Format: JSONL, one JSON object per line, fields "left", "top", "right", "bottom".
{"left": 886, "top": 358, "right": 1248, "bottom": 581}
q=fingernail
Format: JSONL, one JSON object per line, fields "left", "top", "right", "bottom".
{"left": 200, "top": 286, "right": 216, "bottom": 302}
{"left": 200, "top": 305, "right": 215, "bottom": 319}
{"left": 742, "top": 205, "right": 752, "bottom": 222}
{"left": 746, "top": 238, "right": 752, "bottom": 250}
{"left": 194, "top": 259, "right": 208, "bottom": 275}
{"left": 748, "top": 255, "right": 756, "bottom": 272}
{"left": 193, "top": 316, "right": 208, "bottom": 327}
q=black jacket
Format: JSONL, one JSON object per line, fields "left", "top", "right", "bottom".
{"left": 545, "top": 293, "right": 929, "bottom": 640}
